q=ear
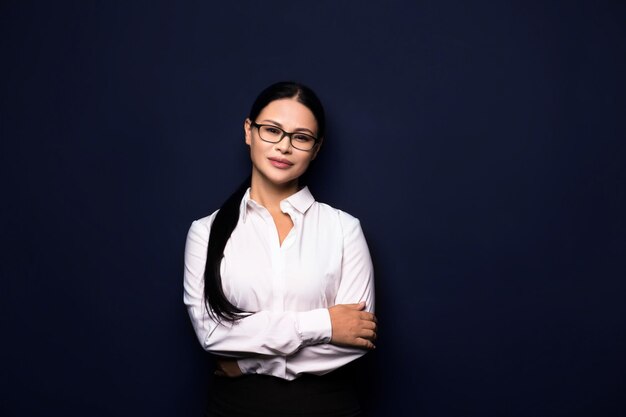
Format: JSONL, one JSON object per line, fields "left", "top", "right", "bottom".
{"left": 311, "top": 137, "right": 323, "bottom": 160}
{"left": 244, "top": 118, "right": 252, "bottom": 146}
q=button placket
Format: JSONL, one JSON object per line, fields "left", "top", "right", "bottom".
{"left": 279, "top": 209, "right": 299, "bottom": 311}
{"left": 258, "top": 208, "right": 284, "bottom": 312}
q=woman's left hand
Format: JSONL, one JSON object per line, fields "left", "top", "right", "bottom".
{"left": 215, "top": 358, "right": 244, "bottom": 377}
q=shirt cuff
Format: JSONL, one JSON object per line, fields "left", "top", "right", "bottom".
{"left": 238, "top": 356, "right": 289, "bottom": 379}
{"left": 295, "top": 308, "right": 332, "bottom": 346}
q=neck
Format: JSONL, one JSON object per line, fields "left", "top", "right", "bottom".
{"left": 249, "top": 171, "right": 299, "bottom": 212}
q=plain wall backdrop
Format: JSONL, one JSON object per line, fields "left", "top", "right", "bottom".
{"left": 2, "top": 1, "right": 625, "bottom": 416}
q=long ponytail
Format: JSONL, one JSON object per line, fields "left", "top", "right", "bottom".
{"left": 203, "top": 176, "right": 251, "bottom": 322}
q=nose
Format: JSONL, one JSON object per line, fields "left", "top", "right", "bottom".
{"left": 274, "top": 133, "right": 292, "bottom": 153}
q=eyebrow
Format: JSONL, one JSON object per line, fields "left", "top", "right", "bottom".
{"left": 258, "top": 119, "right": 316, "bottom": 136}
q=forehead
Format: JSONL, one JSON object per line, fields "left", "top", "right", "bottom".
{"left": 257, "top": 99, "right": 318, "bottom": 132}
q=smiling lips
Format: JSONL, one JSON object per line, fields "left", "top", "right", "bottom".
{"left": 268, "top": 157, "right": 294, "bottom": 169}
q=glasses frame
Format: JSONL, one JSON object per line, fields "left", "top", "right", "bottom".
{"left": 250, "top": 121, "right": 320, "bottom": 151}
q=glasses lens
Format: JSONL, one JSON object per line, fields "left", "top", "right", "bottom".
{"left": 291, "top": 134, "right": 316, "bottom": 151}
{"left": 259, "top": 125, "right": 282, "bottom": 142}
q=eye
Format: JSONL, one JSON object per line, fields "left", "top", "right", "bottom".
{"left": 264, "top": 126, "right": 281, "bottom": 134}
{"left": 293, "top": 134, "right": 314, "bottom": 143}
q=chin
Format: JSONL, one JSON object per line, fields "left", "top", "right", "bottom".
{"left": 269, "top": 175, "right": 300, "bottom": 186}
{"left": 264, "top": 167, "right": 305, "bottom": 184}
{"left": 252, "top": 160, "right": 308, "bottom": 187}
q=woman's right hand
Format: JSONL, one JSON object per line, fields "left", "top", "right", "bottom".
{"left": 328, "top": 302, "right": 377, "bottom": 349}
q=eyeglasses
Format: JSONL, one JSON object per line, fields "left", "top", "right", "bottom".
{"left": 250, "top": 122, "right": 319, "bottom": 151}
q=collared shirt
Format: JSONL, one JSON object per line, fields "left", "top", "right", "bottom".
{"left": 183, "top": 186, "right": 374, "bottom": 380}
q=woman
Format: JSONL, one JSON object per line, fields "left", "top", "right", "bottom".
{"left": 183, "top": 81, "right": 377, "bottom": 416}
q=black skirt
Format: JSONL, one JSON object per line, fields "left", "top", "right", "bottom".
{"left": 206, "top": 365, "right": 362, "bottom": 417}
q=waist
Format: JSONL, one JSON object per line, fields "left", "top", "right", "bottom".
{"left": 208, "top": 366, "right": 361, "bottom": 416}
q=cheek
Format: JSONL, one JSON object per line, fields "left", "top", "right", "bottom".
{"left": 249, "top": 140, "right": 264, "bottom": 159}
{"left": 296, "top": 157, "right": 314, "bottom": 173}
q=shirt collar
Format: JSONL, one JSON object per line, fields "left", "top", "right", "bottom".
{"left": 282, "top": 186, "right": 316, "bottom": 215}
{"left": 241, "top": 186, "right": 315, "bottom": 223}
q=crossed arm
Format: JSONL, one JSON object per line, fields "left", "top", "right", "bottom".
{"left": 183, "top": 212, "right": 377, "bottom": 380}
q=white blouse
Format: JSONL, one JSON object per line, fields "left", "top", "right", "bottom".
{"left": 183, "top": 186, "right": 375, "bottom": 380}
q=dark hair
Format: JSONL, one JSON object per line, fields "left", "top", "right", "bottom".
{"left": 204, "top": 81, "right": 326, "bottom": 322}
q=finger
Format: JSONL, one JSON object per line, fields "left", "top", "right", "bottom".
{"left": 357, "top": 337, "right": 376, "bottom": 350}
{"left": 360, "top": 320, "right": 377, "bottom": 331}
{"left": 359, "top": 329, "right": 377, "bottom": 341}
{"left": 348, "top": 301, "right": 366, "bottom": 310}
{"left": 360, "top": 312, "right": 376, "bottom": 322}
{"left": 359, "top": 320, "right": 378, "bottom": 330}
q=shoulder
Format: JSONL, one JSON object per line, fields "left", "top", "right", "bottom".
{"left": 187, "top": 209, "right": 220, "bottom": 241}
{"left": 193, "top": 209, "right": 220, "bottom": 227}
{"left": 311, "top": 202, "right": 362, "bottom": 236}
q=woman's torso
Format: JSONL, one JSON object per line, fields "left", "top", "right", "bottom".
{"left": 218, "top": 187, "right": 346, "bottom": 313}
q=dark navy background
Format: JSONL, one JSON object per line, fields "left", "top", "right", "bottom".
{"left": 2, "top": 1, "right": 625, "bottom": 416}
